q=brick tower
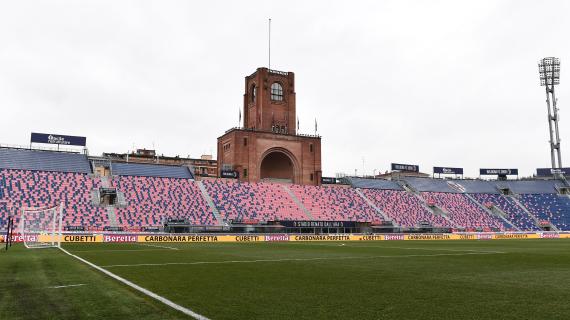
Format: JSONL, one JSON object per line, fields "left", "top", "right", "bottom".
{"left": 217, "top": 67, "right": 322, "bottom": 185}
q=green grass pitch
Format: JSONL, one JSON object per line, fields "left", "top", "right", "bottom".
{"left": 1, "top": 239, "right": 570, "bottom": 320}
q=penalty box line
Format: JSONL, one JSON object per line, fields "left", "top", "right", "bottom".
{"left": 58, "top": 247, "right": 210, "bottom": 320}
{"left": 101, "top": 251, "right": 506, "bottom": 268}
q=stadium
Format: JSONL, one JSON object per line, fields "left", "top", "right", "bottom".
{"left": 2, "top": 2, "right": 570, "bottom": 320}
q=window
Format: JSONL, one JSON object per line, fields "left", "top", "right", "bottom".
{"left": 271, "top": 82, "right": 283, "bottom": 101}
{"left": 309, "top": 144, "right": 313, "bottom": 152}
{"left": 243, "top": 137, "right": 248, "bottom": 146}
{"left": 310, "top": 173, "right": 314, "bottom": 181}
{"left": 251, "top": 84, "right": 257, "bottom": 102}
{"left": 244, "top": 168, "right": 248, "bottom": 178}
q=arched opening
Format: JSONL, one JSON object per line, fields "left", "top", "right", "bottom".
{"left": 260, "top": 151, "right": 294, "bottom": 183}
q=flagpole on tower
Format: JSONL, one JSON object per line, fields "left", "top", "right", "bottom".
{"left": 268, "top": 18, "right": 271, "bottom": 71}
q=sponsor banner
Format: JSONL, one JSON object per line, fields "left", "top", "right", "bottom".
{"left": 492, "top": 233, "right": 538, "bottom": 240}
{"left": 220, "top": 170, "right": 239, "bottom": 179}
{"left": 476, "top": 233, "right": 494, "bottom": 240}
{"left": 391, "top": 163, "right": 419, "bottom": 172}
{"left": 289, "top": 234, "right": 351, "bottom": 241}
{"left": 456, "top": 234, "right": 478, "bottom": 240}
{"left": 2, "top": 234, "right": 39, "bottom": 243}
{"left": 139, "top": 235, "right": 221, "bottom": 242}
{"left": 103, "top": 234, "right": 138, "bottom": 242}
{"left": 277, "top": 221, "right": 357, "bottom": 228}
{"left": 351, "top": 235, "right": 384, "bottom": 241}
{"left": 265, "top": 234, "right": 290, "bottom": 242}
{"left": 384, "top": 234, "right": 405, "bottom": 241}
{"left": 31, "top": 132, "right": 86, "bottom": 146}
{"left": 8, "top": 232, "right": 570, "bottom": 244}
{"left": 405, "top": 234, "right": 454, "bottom": 240}
{"left": 536, "top": 167, "right": 570, "bottom": 176}
{"left": 38, "top": 234, "right": 103, "bottom": 242}
{"left": 433, "top": 167, "right": 464, "bottom": 175}
{"left": 539, "top": 233, "right": 560, "bottom": 239}
{"left": 218, "top": 235, "right": 263, "bottom": 242}
{"left": 480, "top": 168, "right": 518, "bottom": 176}
{"left": 321, "top": 177, "right": 337, "bottom": 184}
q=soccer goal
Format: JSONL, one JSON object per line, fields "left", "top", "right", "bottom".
{"left": 20, "top": 203, "right": 64, "bottom": 249}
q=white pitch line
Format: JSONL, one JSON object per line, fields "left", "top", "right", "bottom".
{"left": 59, "top": 248, "right": 210, "bottom": 320}
{"left": 284, "top": 242, "right": 505, "bottom": 254}
{"left": 69, "top": 248, "right": 173, "bottom": 253}
{"left": 136, "top": 243, "right": 180, "bottom": 250}
{"left": 47, "top": 283, "right": 87, "bottom": 289}
{"left": 101, "top": 251, "right": 505, "bottom": 268}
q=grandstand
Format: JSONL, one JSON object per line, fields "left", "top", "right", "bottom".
{"left": 1, "top": 146, "right": 570, "bottom": 232}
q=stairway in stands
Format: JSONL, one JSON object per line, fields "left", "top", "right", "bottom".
{"left": 464, "top": 193, "right": 518, "bottom": 231}
{"left": 98, "top": 175, "right": 119, "bottom": 229}
{"left": 398, "top": 180, "right": 457, "bottom": 227}
{"left": 282, "top": 185, "right": 314, "bottom": 220}
{"left": 354, "top": 188, "right": 393, "bottom": 225}
{"left": 196, "top": 180, "right": 224, "bottom": 225}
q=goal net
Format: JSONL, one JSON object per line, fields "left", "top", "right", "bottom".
{"left": 20, "top": 203, "right": 63, "bottom": 249}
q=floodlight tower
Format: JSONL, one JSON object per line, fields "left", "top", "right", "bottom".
{"left": 538, "top": 57, "right": 562, "bottom": 169}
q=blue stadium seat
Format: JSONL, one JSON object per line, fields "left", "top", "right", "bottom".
{"left": 0, "top": 148, "right": 91, "bottom": 174}
{"left": 111, "top": 162, "right": 193, "bottom": 179}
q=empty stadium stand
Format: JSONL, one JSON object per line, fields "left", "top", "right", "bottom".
{"left": 203, "top": 180, "right": 308, "bottom": 222}
{"left": 471, "top": 193, "right": 540, "bottom": 231}
{"left": 289, "top": 185, "right": 380, "bottom": 221}
{"left": 495, "top": 180, "right": 559, "bottom": 194}
{"left": 1, "top": 146, "right": 569, "bottom": 232}
{"left": 362, "top": 189, "right": 453, "bottom": 227}
{"left": 111, "top": 162, "right": 193, "bottom": 179}
{"left": 402, "top": 177, "right": 459, "bottom": 193}
{"left": 112, "top": 176, "right": 216, "bottom": 230}
{"left": 0, "top": 148, "right": 91, "bottom": 174}
{"left": 0, "top": 169, "right": 108, "bottom": 230}
{"left": 519, "top": 194, "right": 570, "bottom": 230}
{"left": 347, "top": 177, "right": 404, "bottom": 190}
{"left": 420, "top": 192, "right": 508, "bottom": 230}
{"left": 454, "top": 180, "right": 500, "bottom": 194}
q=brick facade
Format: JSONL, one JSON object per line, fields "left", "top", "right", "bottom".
{"left": 217, "top": 68, "right": 322, "bottom": 185}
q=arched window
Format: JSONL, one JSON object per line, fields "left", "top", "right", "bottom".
{"left": 251, "top": 84, "right": 257, "bottom": 102}
{"left": 271, "top": 82, "right": 283, "bottom": 101}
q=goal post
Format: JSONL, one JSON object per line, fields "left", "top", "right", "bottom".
{"left": 20, "top": 203, "right": 64, "bottom": 249}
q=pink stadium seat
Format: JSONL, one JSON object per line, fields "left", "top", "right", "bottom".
{"left": 112, "top": 176, "right": 217, "bottom": 230}
{"left": 0, "top": 169, "right": 109, "bottom": 231}
{"left": 203, "top": 180, "right": 307, "bottom": 222}
{"left": 362, "top": 189, "right": 452, "bottom": 227}
{"left": 289, "top": 185, "right": 380, "bottom": 221}
{"left": 420, "top": 192, "right": 507, "bottom": 230}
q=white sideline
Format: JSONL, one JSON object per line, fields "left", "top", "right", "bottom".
{"left": 58, "top": 247, "right": 210, "bottom": 320}
{"left": 101, "top": 251, "right": 505, "bottom": 268}
{"left": 47, "top": 283, "right": 86, "bottom": 289}
{"left": 288, "top": 243, "right": 506, "bottom": 254}
{"left": 136, "top": 243, "right": 180, "bottom": 250}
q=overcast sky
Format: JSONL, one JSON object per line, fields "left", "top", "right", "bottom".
{"left": 1, "top": 1, "right": 569, "bottom": 178}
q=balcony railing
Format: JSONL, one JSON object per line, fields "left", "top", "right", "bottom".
{"left": 224, "top": 127, "right": 320, "bottom": 138}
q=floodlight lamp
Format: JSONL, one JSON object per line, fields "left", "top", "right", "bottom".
{"left": 538, "top": 57, "right": 561, "bottom": 86}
